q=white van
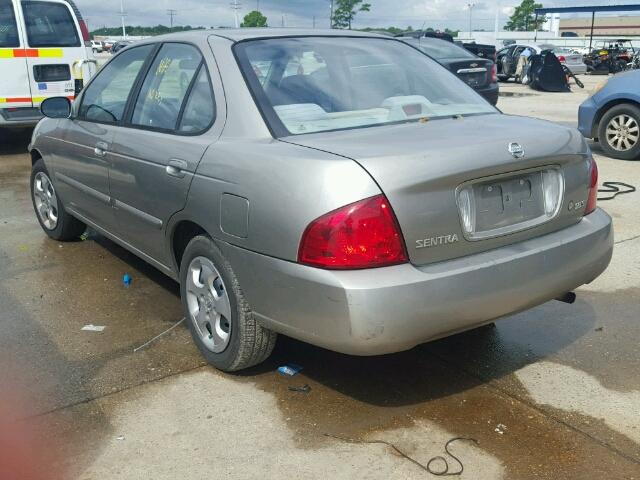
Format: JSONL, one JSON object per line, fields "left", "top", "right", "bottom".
{"left": 0, "top": 0, "right": 96, "bottom": 127}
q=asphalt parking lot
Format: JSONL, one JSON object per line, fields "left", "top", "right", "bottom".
{"left": 1, "top": 75, "right": 639, "bottom": 479}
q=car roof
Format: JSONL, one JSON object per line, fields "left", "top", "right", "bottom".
{"left": 142, "top": 28, "right": 385, "bottom": 44}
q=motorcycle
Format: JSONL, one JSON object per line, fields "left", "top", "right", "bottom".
{"left": 625, "top": 51, "right": 640, "bottom": 70}
{"left": 584, "top": 49, "right": 627, "bottom": 75}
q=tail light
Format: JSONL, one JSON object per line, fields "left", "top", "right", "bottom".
{"left": 298, "top": 195, "right": 408, "bottom": 270}
{"left": 78, "top": 19, "right": 91, "bottom": 43}
{"left": 585, "top": 158, "right": 598, "bottom": 215}
{"left": 557, "top": 55, "right": 566, "bottom": 63}
{"left": 491, "top": 64, "right": 498, "bottom": 83}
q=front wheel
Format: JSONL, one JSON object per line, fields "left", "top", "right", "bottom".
{"left": 598, "top": 104, "right": 640, "bottom": 160}
{"left": 179, "top": 235, "right": 277, "bottom": 372}
{"left": 31, "top": 159, "right": 86, "bottom": 240}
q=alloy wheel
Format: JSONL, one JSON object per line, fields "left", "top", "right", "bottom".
{"left": 605, "top": 114, "right": 639, "bottom": 151}
{"left": 185, "top": 256, "right": 232, "bottom": 353}
{"left": 33, "top": 172, "right": 59, "bottom": 230}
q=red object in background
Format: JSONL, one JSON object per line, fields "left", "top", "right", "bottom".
{"left": 557, "top": 55, "right": 566, "bottom": 63}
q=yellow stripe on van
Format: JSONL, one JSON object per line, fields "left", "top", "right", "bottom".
{"left": 0, "top": 48, "right": 64, "bottom": 58}
{"left": 37, "top": 48, "right": 64, "bottom": 58}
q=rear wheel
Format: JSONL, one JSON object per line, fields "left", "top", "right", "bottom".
{"left": 179, "top": 235, "right": 277, "bottom": 371}
{"left": 31, "top": 159, "right": 86, "bottom": 240}
{"left": 598, "top": 103, "right": 640, "bottom": 160}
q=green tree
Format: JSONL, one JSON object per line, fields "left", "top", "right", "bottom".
{"left": 332, "top": 0, "right": 371, "bottom": 30}
{"left": 241, "top": 10, "right": 267, "bottom": 28}
{"left": 504, "top": 0, "right": 546, "bottom": 31}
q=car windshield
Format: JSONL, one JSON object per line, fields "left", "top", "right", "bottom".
{"left": 235, "top": 36, "right": 497, "bottom": 136}
{"left": 414, "top": 38, "right": 476, "bottom": 60}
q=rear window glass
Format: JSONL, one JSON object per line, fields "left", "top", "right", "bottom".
{"left": 22, "top": 1, "right": 80, "bottom": 47}
{"left": 412, "top": 38, "right": 475, "bottom": 60}
{"left": 0, "top": 0, "right": 19, "bottom": 47}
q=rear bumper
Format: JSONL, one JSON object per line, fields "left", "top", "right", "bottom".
{"left": 221, "top": 208, "right": 613, "bottom": 356}
{"left": 0, "top": 107, "right": 42, "bottom": 128}
{"left": 563, "top": 63, "right": 588, "bottom": 75}
{"left": 477, "top": 83, "right": 499, "bottom": 105}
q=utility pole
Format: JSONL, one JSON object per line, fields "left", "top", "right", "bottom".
{"left": 119, "top": 0, "right": 127, "bottom": 39}
{"left": 467, "top": 2, "right": 475, "bottom": 37}
{"left": 230, "top": 0, "right": 241, "bottom": 28}
{"left": 167, "top": 9, "right": 177, "bottom": 29}
{"left": 256, "top": 0, "right": 259, "bottom": 11}
{"left": 329, "top": 0, "right": 334, "bottom": 29}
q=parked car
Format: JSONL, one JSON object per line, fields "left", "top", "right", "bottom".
{"left": 552, "top": 47, "right": 587, "bottom": 75}
{"left": 111, "top": 40, "right": 132, "bottom": 54}
{"left": 497, "top": 43, "right": 555, "bottom": 81}
{"left": 400, "top": 36, "right": 499, "bottom": 105}
{"left": 0, "top": 0, "right": 96, "bottom": 128}
{"left": 30, "top": 30, "right": 612, "bottom": 371}
{"left": 460, "top": 42, "right": 496, "bottom": 61}
{"left": 578, "top": 70, "right": 640, "bottom": 160}
{"left": 90, "top": 40, "right": 103, "bottom": 53}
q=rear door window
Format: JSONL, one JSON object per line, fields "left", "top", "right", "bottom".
{"left": 131, "top": 43, "right": 202, "bottom": 131}
{"left": 178, "top": 66, "right": 216, "bottom": 133}
{"left": 78, "top": 44, "right": 155, "bottom": 123}
{"left": 0, "top": 0, "right": 19, "bottom": 47}
{"left": 21, "top": 0, "right": 80, "bottom": 47}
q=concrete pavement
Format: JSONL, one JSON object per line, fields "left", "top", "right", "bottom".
{"left": 0, "top": 76, "right": 639, "bottom": 479}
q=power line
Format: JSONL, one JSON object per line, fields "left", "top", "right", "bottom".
{"left": 167, "top": 9, "right": 177, "bottom": 29}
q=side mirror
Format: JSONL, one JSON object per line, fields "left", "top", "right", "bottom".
{"left": 41, "top": 97, "right": 71, "bottom": 119}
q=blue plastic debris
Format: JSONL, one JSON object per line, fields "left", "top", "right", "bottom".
{"left": 278, "top": 364, "right": 303, "bottom": 377}
{"left": 123, "top": 273, "right": 132, "bottom": 287}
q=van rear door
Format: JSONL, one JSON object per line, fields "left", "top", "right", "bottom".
{"left": 19, "top": 0, "right": 87, "bottom": 107}
{"left": 0, "top": 0, "right": 32, "bottom": 108}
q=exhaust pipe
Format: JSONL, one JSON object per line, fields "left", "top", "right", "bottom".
{"left": 556, "top": 292, "right": 576, "bottom": 304}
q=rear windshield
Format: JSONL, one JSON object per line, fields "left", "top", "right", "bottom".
{"left": 412, "top": 38, "right": 476, "bottom": 60}
{"left": 0, "top": 0, "right": 19, "bottom": 47}
{"left": 235, "top": 36, "right": 496, "bottom": 136}
{"left": 22, "top": 0, "right": 80, "bottom": 47}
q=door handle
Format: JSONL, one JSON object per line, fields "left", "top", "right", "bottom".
{"left": 166, "top": 159, "right": 188, "bottom": 178}
{"left": 94, "top": 141, "right": 108, "bottom": 157}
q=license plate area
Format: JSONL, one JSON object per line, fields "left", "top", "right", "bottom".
{"left": 457, "top": 167, "right": 564, "bottom": 241}
{"left": 460, "top": 73, "right": 485, "bottom": 87}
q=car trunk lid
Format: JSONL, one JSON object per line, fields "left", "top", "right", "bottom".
{"left": 447, "top": 57, "right": 493, "bottom": 88}
{"left": 282, "top": 114, "right": 592, "bottom": 266}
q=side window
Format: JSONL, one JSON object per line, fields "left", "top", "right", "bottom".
{"left": 131, "top": 43, "right": 202, "bottom": 131}
{"left": 178, "top": 66, "right": 216, "bottom": 133}
{"left": 78, "top": 44, "right": 154, "bottom": 124}
{"left": 21, "top": 1, "right": 80, "bottom": 48}
{"left": 0, "top": 0, "right": 19, "bottom": 47}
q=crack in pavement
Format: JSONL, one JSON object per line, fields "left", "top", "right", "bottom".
{"left": 615, "top": 234, "right": 640, "bottom": 245}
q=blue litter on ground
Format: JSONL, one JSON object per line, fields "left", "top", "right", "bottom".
{"left": 123, "top": 273, "right": 132, "bottom": 287}
{"left": 278, "top": 364, "right": 303, "bottom": 377}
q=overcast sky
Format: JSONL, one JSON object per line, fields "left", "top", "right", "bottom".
{"left": 78, "top": 0, "right": 640, "bottom": 31}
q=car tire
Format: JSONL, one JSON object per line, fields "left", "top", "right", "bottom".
{"left": 31, "top": 159, "right": 86, "bottom": 241}
{"left": 179, "top": 235, "right": 277, "bottom": 372}
{"left": 597, "top": 103, "right": 640, "bottom": 160}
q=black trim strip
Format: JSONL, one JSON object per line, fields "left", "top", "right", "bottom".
{"left": 113, "top": 199, "right": 163, "bottom": 229}
{"left": 55, "top": 172, "right": 110, "bottom": 205}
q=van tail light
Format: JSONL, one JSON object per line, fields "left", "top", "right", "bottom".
{"left": 491, "top": 64, "right": 498, "bottom": 83}
{"left": 585, "top": 158, "right": 598, "bottom": 215}
{"left": 298, "top": 195, "right": 408, "bottom": 270}
{"left": 78, "top": 19, "right": 91, "bottom": 43}
{"left": 557, "top": 55, "right": 566, "bottom": 63}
